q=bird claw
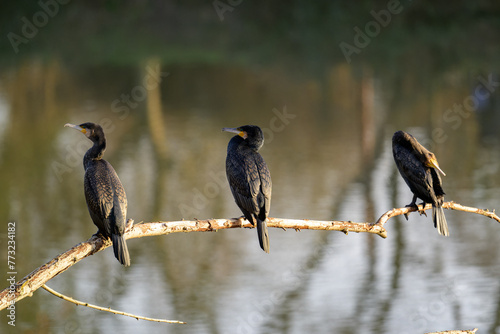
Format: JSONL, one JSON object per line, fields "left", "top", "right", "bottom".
{"left": 405, "top": 203, "right": 428, "bottom": 218}
{"left": 418, "top": 207, "right": 428, "bottom": 217}
{"left": 125, "top": 219, "right": 134, "bottom": 232}
{"left": 416, "top": 203, "right": 427, "bottom": 216}
{"left": 404, "top": 204, "right": 418, "bottom": 220}
{"left": 238, "top": 216, "right": 256, "bottom": 228}
{"left": 92, "top": 230, "right": 105, "bottom": 239}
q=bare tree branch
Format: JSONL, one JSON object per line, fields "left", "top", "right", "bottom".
{"left": 1, "top": 201, "right": 499, "bottom": 312}
{"left": 41, "top": 284, "right": 185, "bottom": 324}
{"left": 374, "top": 201, "right": 500, "bottom": 227}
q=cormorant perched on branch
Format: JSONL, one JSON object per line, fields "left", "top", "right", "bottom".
{"left": 65, "top": 122, "right": 131, "bottom": 266}
{"left": 223, "top": 125, "right": 272, "bottom": 253}
{"left": 392, "top": 130, "right": 449, "bottom": 236}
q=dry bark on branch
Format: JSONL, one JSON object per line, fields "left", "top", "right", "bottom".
{"left": 0, "top": 201, "right": 499, "bottom": 311}
{"left": 374, "top": 201, "right": 500, "bottom": 227}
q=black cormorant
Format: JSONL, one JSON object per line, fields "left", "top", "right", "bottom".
{"left": 223, "top": 125, "right": 272, "bottom": 253}
{"left": 392, "top": 130, "right": 449, "bottom": 236}
{"left": 65, "top": 122, "right": 131, "bottom": 266}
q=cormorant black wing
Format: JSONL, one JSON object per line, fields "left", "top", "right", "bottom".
{"left": 393, "top": 145, "right": 434, "bottom": 202}
{"left": 84, "top": 160, "right": 127, "bottom": 236}
{"left": 226, "top": 151, "right": 261, "bottom": 217}
{"left": 430, "top": 168, "right": 445, "bottom": 198}
{"left": 254, "top": 153, "right": 271, "bottom": 220}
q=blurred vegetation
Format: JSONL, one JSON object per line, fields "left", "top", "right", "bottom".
{"left": 1, "top": 0, "right": 500, "bottom": 73}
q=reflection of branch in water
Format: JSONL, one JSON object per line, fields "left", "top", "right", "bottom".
{"left": 260, "top": 67, "right": 380, "bottom": 332}
{"left": 144, "top": 57, "right": 171, "bottom": 220}
{"left": 146, "top": 57, "right": 169, "bottom": 160}
{"left": 351, "top": 171, "right": 380, "bottom": 331}
{"left": 371, "top": 167, "right": 405, "bottom": 333}
{"left": 361, "top": 67, "right": 375, "bottom": 164}
{"left": 152, "top": 232, "right": 225, "bottom": 334}
{"left": 263, "top": 231, "right": 331, "bottom": 333}
{"left": 487, "top": 283, "right": 500, "bottom": 333}
{"left": 263, "top": 174, "right": 373, "bottom": 333}
{"left": 350, "top": 80, "right": 388, "bottom": 330}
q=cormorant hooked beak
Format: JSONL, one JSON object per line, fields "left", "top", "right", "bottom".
{"left": 427, "top": 158, "right": 446, "bottom": 176}
{"left": 222, "top": 127, "right": 247, "bottom": 139}
{"left": 64, "top": 123, "right": 87, "bottom": 134}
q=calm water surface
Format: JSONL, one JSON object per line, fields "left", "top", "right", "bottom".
{"left": 1, "top": 3, "right": 500, "bottom": 334}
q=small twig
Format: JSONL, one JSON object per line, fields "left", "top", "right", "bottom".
{"left": 41, "top": 284, "right": 186, "bottom": 324}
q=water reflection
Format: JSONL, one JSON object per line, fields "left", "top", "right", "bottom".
{"left": 1, "top": 50, "right": 500, "bottom": 334}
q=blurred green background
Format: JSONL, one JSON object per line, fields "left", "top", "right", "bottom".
{"left": 1, "top": 1, "right": 500, "bottom": 333}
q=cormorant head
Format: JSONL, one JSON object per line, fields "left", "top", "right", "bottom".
{"left": 222, "top": 125, "right": 264, "bottom": 150}
{"left": 424, "top": 151, "right": 446, "bottom": 176}
{"left": 64, "top": 122, "right": 105, "bottom": 144}
{"left": 394, "top": 130, "right": 446, "bottom": 176}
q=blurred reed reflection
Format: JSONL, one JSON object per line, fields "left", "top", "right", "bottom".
{"left": 1, "top": 54, "right": 500, "bottom": 333}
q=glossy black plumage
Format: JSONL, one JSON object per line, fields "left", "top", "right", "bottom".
{"left": 392, "top": 130, "right": 449, "bottom": 236}
{"left": 223, "top": 125, "right": 272, "bottom": 253}
{"left": 65, "top": 122, "right": 130, "bottom": 266}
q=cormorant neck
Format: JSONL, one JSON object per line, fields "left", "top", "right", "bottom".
{"left": 83, "top": 137, "right": 106, "bottom": 168}
{"left": 247, "top": 139, "right": 262, "bottom": 151}
{"left": 228, "top": 135, "right": 261, "bottom": 152}
{"left": 228, "top": 135, "right": 242, "bottom": 151}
